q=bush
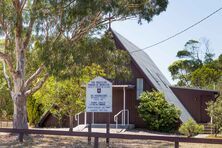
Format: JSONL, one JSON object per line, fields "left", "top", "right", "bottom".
{"left": 0, "top": 69, "right": 13, "bottom": 120}
{"left": 179, "top": 119, "right": 204, "bottom": 137}
{"left": 27, "top": 96, "right": 44, "bottom": 127}
{"left": 206, "top": 96, "right": 222, "bottom": 136}
{"left": 138, "top": 91, "right": 181, "bottom": 132}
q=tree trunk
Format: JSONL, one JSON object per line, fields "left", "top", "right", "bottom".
{"left": 12, "top": 93, "right": 28, "bottom": 129}
{"left": 13, "top": 22, "right": 27, "bottom": 129}
{"left": 69, "top": 114, "right": 74, "bottom": 132}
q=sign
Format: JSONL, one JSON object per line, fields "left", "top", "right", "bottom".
{"left": 86, "top": 77, "right": 112, "bottom": 112}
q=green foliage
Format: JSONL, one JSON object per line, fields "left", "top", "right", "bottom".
{"left": 37, "top": 32, "right": 132, "bottom": 82}
{"left": 138, "top": 91, "right": 181, "bottom": 132}
{"left": 27, "top": 96, "right": 44, "bottom": 127}
{"left": 191, "top": 66, "right": 221, "bottom": 88}
{"left": 206, "top": 96, "right": 222, "bottom": 136}
{"left": 179, "top": 119, "right": 204, "bottom": 137}
{"left": 169, "top": 39, "right": 222, "bottom": 88}
{"left": 168, "top": 60, "right": 193, "bottom": 86}
{"left": 0, "top": 64, "right": 13, "bottom": 120}
{"left": 32, "top": 64, "right": 106, "bottom": 127}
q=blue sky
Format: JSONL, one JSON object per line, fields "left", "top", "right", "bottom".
{"left": 112, "top": 0, "right": 222, "bottom": 84}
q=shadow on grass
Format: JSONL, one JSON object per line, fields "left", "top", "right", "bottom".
{"left": 0, "top": 134, "right": 92, "bottom": 148}
{"left": 0, "top": 134, "right": 175, "bottom": 148}
{"left": 110, "top": 138, "right": 174, "bottom": 148}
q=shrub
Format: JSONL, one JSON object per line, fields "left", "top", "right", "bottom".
{"left": 138, "top": 91, "right": 181, "bottom": 132}
{"left": 206, "top": 96, "right": 222, "bottom": 136}
{"left": 179, "top": 119, "right": 204, "bottom": 137}
{"left": 27, "top": 96, "right": 44, "bottom": 127}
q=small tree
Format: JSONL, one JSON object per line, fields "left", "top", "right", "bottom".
{"left": 56, "top": 78, "right": 85, "bottom": 130}
{"left": 34, "top": 64, "right": 106, "bottom": 131}
{"left": 206, "top": 96, "right": 222, "bottom": 136}
{"left": 138, "top": 91, "right": 181, "bottom": 132}
{"left": 179, "top": 119, "right": 204, "bottom": 137}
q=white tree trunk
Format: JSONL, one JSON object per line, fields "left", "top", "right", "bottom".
{"left": 13, "top": 30, "right": 27, "bottom": 129}
{"left": 12, "top": 93, "right": 28, "bottom": 129}
{"left": 0, "top": 1, "right": 47, "bottom": 130}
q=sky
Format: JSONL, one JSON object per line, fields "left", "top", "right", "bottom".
{"left": 111, "top": 0, "right": 222, "bottom": 84}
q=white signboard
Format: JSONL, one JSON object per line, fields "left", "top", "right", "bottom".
{"left": 86, "top": 77, "right": 112, "bottom": 112}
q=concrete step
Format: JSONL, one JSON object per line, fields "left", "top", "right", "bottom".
{"left": 73, "top": 124, "right": 87, "bottom": 131}
{"left": 89, "top": 124, "right": 135, "bottom": 129}
{"left": 200, "top": 123, "right": 215, "bottom": 134}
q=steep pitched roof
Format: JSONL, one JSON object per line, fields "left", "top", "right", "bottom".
{"left": 112, "top": 29, "right": 193, "bottom": 123}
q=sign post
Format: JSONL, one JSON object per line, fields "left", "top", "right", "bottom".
{"left": 86, "top": 77, "right": 112, "bottom": 145}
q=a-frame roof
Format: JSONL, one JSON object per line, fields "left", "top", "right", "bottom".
{"left": 112, "top": 29, "right": 193, "bottom": 123}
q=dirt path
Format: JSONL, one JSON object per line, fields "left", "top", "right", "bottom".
{"left": 0, "top": 134, "right": 222, "bottom": 148}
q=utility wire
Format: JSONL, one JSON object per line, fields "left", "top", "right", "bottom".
{"left": 130, "top": 7, "right": 222, "bottom": 54}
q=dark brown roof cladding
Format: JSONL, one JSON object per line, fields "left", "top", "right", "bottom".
{"left": 170, "top": 86, "right": 220, "bottom": 94}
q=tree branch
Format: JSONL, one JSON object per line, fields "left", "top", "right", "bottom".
{"left": 2, "top": 61, "right": 12, "bottom": 91}
{"left": 25, "top": 73, "right": 49, "bottom": 96}
{"left": 0, "top": 52, "right": 15, "bottom": 76}
{"left": 71, "top": 12, "right": 102, "bottom": 42}
{"left": 23, "top": 0, "right": 37, "bottom": 49}
{"left": 23, "top": 16, "right": 35, "bottom": 49}
{"left": 20, "top": 0, "right": 27, "bottom": 12}
{"left": 13, "top": 0, "right": 23, "bottom": 45}
{"left": 24, "top": 64, "right": 45, "bottom": 89}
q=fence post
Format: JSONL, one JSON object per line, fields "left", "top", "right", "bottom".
{"left": 175, "top": 141, "right": 179, "bottom": 148}
{"left": 19, "top": 132, "right": 24, "bottom": 143}
{"left": 106, "top": 113, "right": 110, "bottom": 146}
{"left": 94, "top": 137, "right": 99, "bottom": 148}
{"left": 88, "top": 123, "right": 92, "bottom": 145}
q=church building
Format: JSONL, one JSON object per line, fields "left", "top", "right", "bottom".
{"left": 38, "top": 30, "right": 219, "bottom": 128}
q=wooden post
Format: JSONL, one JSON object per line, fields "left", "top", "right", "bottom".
{"left": 175, "top": 141, "right": 179, "bottom": 148}
{"left": 106, "top": 113, "right": 110, "bottom": 145}
{"left": 106, "top": 112, "right": 111, "bottom": 145}
{"left": 88, "top": 123, "right": 92, "bottom": 145}
{"left": 94, "top": 137, "right": 99, "bottom": 148}
{"left": 19, "top": 132, "right": 24, "bottom": 143}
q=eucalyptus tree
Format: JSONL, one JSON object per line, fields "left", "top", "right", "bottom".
{"left": 0, "top": 0, "right": 168, "bottom": 129}
{"left": 168, "top": 39, "right": 219, "bottom": 87}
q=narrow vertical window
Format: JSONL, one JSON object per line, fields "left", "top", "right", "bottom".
{"left": 137, "top": 78, "right": 144, "bottom": 100}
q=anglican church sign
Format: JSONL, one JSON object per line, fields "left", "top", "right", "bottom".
{"left": 86, "top": 77, "right": 112, "bottom": 112}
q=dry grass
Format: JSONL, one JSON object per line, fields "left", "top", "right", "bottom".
{"left": 208, "top": 134, "right": 222, "bottom": 139}
{"left": 0, "top": 134, "right": 222, "bottom": 148}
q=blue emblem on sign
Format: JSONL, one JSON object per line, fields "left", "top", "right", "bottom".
{"left": 97, "top": 88, "right": 101, "bottom": 93}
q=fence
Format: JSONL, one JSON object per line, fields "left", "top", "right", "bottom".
{"left": 0, "top": 128, "right": 222, "bottom": 148}
{"left": 0, "top": 120, "right": 12, "bottom": 128}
